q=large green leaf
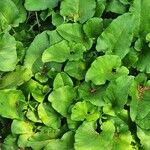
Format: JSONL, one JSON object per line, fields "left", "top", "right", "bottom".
{"left": 0, "top": 90, "right": 26, "bottom": 119}
{"left": 95, "top": 0, "right": 106, "bottom": 17}
{"left": 18, "top": 133, "right": 33, "bottom": 148}
{"left": 0, "top": 66, "right": 32, "bottom": 89}
{"left": 107, "top": 115, "right": 135, "bottom": 150}
{"left": 106, "top": 0, "right": 127, "bottom": 14}
{"left": 44, "top": 131, "right": 74, "bottom": 150}
{"left": 136, "top": 46, "right": 150, "bottom": 73}
{"left": 96, "top": 13, "right": 134, "bottom": 58}
{"left": 38, "top": 103, "right": 61, "bottom": 129}
{"left": 53, "top": 72, "right": 73, "bottom": 90}
{"left": 24, "top": 31, "right": 50, "bottom": 71}
{"left": 60, "top": 0, "right": 96, "bottom": 23}
{"left": 64, "top": 60, "right": 86, "bottom": 80}
{"left": 0, "top": 0, "right": 18, "bottom": 31}
{"left": 26, "top": 126, "right": 63, "bottom": 150}
{"left": 57, "top": 23, "right": 84, "bottom": 43}
{"left": 75, "top": 121, "right": 115, "bottom": 150}
{"left": 133, "top": 90, "right": 150, "bottom": 130}
{"left": 106, "top": 75, "right": 134, "bottom": 112}
{"left": 68, "top": 42, "right": 86, "bottom": 61}
{"left": 130, "top": 0, "right": 150, "bottom": 38}
{"left": 83, "top": 17, "right": 103, "bottom": 38}
{"left": 0, "top": 32, "right": 17, "bottom": 71}
{"left": 12, "top": 0, "right": 27, "bottom": 26}
{"left": 137, "top": 127, "right": 150, "bottom": 150}
{"left": 2, "top": 135, "right": 18, "bottom": 150}
{"left": 130, "top": 80, "right": 150, "bottom": 130}
{"left": 71, "top": 101, "right": 100, "bottom": 121}
{"left": 48, "top": 86, "right": 76, "bottom": 117}
{"left": 57, "top": 23, "right": 93, "bottom": 49}
{"left": 86, "top": 55, "right": 122, "bottom": 85}
{"left": 22, "top": 79, "right": 50, "bottom": 102}
{"left": 78, "top": 82, "right": 107, "bottom": 106}
{"left": 11, "top": 120, "right": 33, "bottom": 134}
{"left": 25, "top": 0, "right": 59, "bottom": 11}
{"left": 42, "top": 40, "right": 70, "bottom": 63}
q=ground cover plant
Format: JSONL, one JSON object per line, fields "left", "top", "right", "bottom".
{"left": 0, "top": 0, "right": 150, "bottom": 149}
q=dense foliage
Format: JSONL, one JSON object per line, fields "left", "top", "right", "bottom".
{"left": 0, "top": 0, "right": 150, "bottom": 149}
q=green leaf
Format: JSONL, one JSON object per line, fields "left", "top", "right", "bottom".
{"left": 71, "top": 101, "right": 100, "bottom": 121}
{"left": 60, "top": 0, "right": 96, "bottom": 23}
{"left": 52, "top": 12, "right": 64, "bottom": 26}
{"left": 137, "top": 127, "right": 150, "bottom": 150}
{"left": 78, "top": 82, "right": 107, "bottom": 106}
{"left": 133, "top": 90, "right": 150, "bottom": 130}
{"left": 26, "top": 109, "right": 41, "bottom": 123}
{"left": 18, "top": 133, "right": 33, "bottom": 148}
{"left": 24, "top": 0, "right": 59, "bottom": 11}
{"left": 38, "top": 103, "right": 60, "bottom": 129}
{"left": 35, "top": 72, "right": 48, "bottom": 83}
{"left": 0, "top": 0, "right": 19, "bottom": 31}
{"left": 106, "top": 75, "right": 134, "bottom": 112}
{"left": 112, "top": 130, "right": 134, "bottom": 150}
{"left": 48, "top": 86, "right": 76, "bottom": 116}
{"left": 85, "top": 55, "right": 122, "bottom": 85}
{"left": 136, "top": 46, "right": 150, "bottom": 73}
{"left": 53, "top": 72, "right": 73, "bottom": 90}
{"left": 22, "top": 79, "right": 50, "bottom": 102}
{"left": 24, "top": 31, "right": 50, "bottom": 71}
{"left": 67, "top": 117, "right": 81, "bottom": 130}
{"left": 83, "top": 17, "right": 103, "bottom": 38}
{"left": 119, "top": 0, "right": 130, "bottom": 5}
{"left": 40, "top": 9, "right": 52, "bottom": 21}
{"left": 42, "top": 40, "right": 70, "bottom": 63}
{"left": 47, "top": 30, "right": 63, "bottom": 46}
{"left": 57, "top": 23, "right": 93, "bottom": 49}
{"left": 130, "top": 0, "right": 150, "bottom": 38}
{"left": 27, "top": 127, "right": 62, "bottom": 150}
{"left": 123, "top": 48, "right": 139, "bottom": 68}
{"left": 44, "top": 131, "right": 74, "bottom": 150}
{"left": 95, "top": 0, "right": 106, "bottom": 17}
{"left": 2, "top": 135, "right": 18, "bottom": 150}
{"left": 0, "top": 32, "right": 17, "bottom": 71}
{"left": 57, "top": 23, "right": 84, "bottom": 43}
{"left": 0, "top": 90, "right": 26, "bottom": 119}
{"left": 11, "top": 120, "right": 33, "bottom": 134}
{"left": 96, "top": 13, "right": 134, "bottom": 58}
{"left": 106, "top": 0, "right": 127, "bottom": 14}
{"left": 68, "top": 42, "right": 86, "bottom": 61}
{"left": 0, "top": 66, "right": 32, "bottom": 89}
{"left": 75, "top": 121, "right": 115, "bottom": 150}
{"left": 12, "top": 0, "right": 27, "bottom": 25}
{"left": 64, "top": 60, "right": 86, "bottom": 80}
{"left": 16, "top": 41, "right": 26, "bottom": 63}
